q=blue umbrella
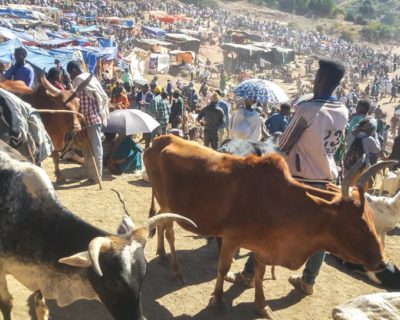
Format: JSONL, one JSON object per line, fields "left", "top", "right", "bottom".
{"left": 233, "top": 79, "right": 289, "bottom": 103}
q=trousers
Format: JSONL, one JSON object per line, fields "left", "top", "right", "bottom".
{"left": 83, "top": 124, "right": 103, "bottom": 182}
{"left": 204, "top": 130, "right": 218, "bottom": 150}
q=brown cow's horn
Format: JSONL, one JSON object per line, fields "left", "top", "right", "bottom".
{"left": 341, "top": 155, "right": 366, "bottom": 200}
{"left": 139, "top": 213, "right": 197, "bottom": 236}
{"left": 40, "top": 73, "right": 61, "bottom": 95}
{"left": 356, "top": 160, "right": 397, "bottom": 189}
{"left": 74, "top": 73, "right": 94, "bottom": 96}
{"left": 88, "top": 237, "right": 112, "bottom": 277}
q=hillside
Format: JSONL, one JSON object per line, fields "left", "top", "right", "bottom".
{"left": 215, "top": 0, "right": 400, "bottom": 42}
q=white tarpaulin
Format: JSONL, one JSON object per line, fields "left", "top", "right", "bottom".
{"left": 122, "top": 48, "right": 150, "bottom": 81}
{"left": 332, "top": 293, "right": 400, "bottom": 320}
{"left": 148, "top": 53, "right": 169, "bottom": 74}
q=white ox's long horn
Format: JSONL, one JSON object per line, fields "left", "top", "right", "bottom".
{"left": 74, "top": 73, "right": 93, "bottom": 96}
{"left": 356, "top": 160, "right": 397, "bottom": 189}
{"left": 66, "top": 73, "right": 93, "bottom": 103}
{"left": 40, "top": 72, "right": 61, "bottom": 95}
{"left": 341, "top": 155, "right": 366, "bottom": 200}
{"left": 88, "top": 237, "right": 112, "bottom": 277}
{"left": 138, "top": 213, "right": 197, "bottom": 236}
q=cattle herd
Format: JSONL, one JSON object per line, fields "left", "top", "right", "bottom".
{"left": 1, "top": 131, "right": 399, "bottom": 320}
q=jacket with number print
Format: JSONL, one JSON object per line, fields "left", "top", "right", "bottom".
{"left": 279, "top": 99, "right": 348, "bottom": 184}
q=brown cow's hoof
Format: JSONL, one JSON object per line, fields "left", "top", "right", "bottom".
{"left": 55, "top": 176, "right": 66, "bottom": 184}
{"left": 209, "top": 295, "right": 228, "bottom": 311}
{"left": 257, "top": 305, "right": 274, "bottom": 319}
{"left": 156, "top": 248, "right": 166, "bottom": 257}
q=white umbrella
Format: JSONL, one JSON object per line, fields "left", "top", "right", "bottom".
{"left": 103, "top": 109, "right": 160, "bottom": 135}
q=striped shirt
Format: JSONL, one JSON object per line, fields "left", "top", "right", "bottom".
{"left": 279, "top": 99, "right": 348, "bottom": 184}
{"left": 79, "top": 91, "right": 102, "bottom": 127}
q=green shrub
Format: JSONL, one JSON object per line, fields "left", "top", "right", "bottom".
{"left": 345, "top": 10, "right": 355, "bottom": 22}
{"left": 361, "top": 21, "right": 393, "bottom": 42}
{"left": 309, "top": 0, "right": 335, "bottom": 16}
{"left": 340, "top": 30, "right": 355, "bottom": 42}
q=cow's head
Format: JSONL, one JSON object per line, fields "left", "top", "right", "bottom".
{"left": 39, "top": 74, "right": 93, "bottom": 132}
{"left": 320, "top": 157, "right": 395, "bottom": 272}
{"left": 59, "top": 213, "right": 196, "bottom": 320}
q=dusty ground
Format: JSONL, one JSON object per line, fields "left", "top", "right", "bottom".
{"left": 5, "top": 153, "right": 400, "bottom": 320}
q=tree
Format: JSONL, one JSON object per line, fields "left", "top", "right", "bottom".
{"left": 279, "top": 0, "right": 310, "bottom": 14}
{"left": 309, "top": 0, "right": 335, "bottom": 16}
{"left": 359, "top": 0, "right": 375, "bottom": 18}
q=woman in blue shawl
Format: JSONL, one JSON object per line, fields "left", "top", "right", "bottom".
{"left": 108, "top": 135, "right": 142, "bottom": 174}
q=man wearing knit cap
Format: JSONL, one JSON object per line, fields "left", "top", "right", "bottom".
{"left": 197, "top": 92, "right": 225, "bottom": 150}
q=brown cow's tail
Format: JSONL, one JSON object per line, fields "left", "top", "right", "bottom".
{"left": 149, "top": 189, "right": 157, "bottom": 238}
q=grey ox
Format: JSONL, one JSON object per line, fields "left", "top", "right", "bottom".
{"left": 0, "top": 140, "right": 195, "bottom": 320}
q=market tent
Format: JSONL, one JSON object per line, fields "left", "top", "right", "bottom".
{"left": 121, "top": 48, "right": 151, "bottom": 80}
{"left": 165, "top": 33, "right": 201, "bottom": 54}
{"left": 133, "top": 38, "right": 173, "bottom": 54}
{"left": 98, "top": 37, "right": 114, "bottom": 47}
{"left": 0, "top": 7, "right": 34, "bottom": 20}
{"left": 50, "top": 45, "right": 117, "bottom": 73}
{"left": 169, "top": 50, "right": 194, "bottom": 64}
{"left": 141, "top": 26, "right": 166, "bottom": 38}
{"left": 0, "top": 38, "right": 81, "bottom": 71}
{"left": 148, "top": 53, "right": 169, "bottom": 74}
{"left": 156, "top": 15, "right": 175, "bottom": 23}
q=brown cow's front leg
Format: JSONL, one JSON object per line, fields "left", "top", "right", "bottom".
{"left": 34, "top": 290, "right": 50, "bottom": 320}
{"left": 210, "top": 239, "right": 237, "bottom": 310}
{"left": 254, "top": 258, "right": 274, "bottom": 319}
{"left": 52, "top": 151, "right": 63, "bottom": 183}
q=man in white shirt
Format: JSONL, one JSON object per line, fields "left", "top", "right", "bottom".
{"left": 230, "top": 99, "right": 263, "bottom": 141}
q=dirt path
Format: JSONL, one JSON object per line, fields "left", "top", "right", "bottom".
{"left": 6, "top": 158, "right": 400, "bottom": 320}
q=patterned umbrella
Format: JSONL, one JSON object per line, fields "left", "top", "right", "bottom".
{"left": 233, "top": 79, "right": 289, "bottom": 103}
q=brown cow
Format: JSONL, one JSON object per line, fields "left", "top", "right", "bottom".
{"left": 0, "top": 75, "right": 92, "bottom": 181}
{"left": 144, "top": 135, "right": 389, "bottom": 319}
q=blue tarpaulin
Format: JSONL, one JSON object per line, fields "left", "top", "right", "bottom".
{"left": 0, "top": 38, "right": 78, "bottom": 71}
{"left": 141, "top": 26, "right": 166, "bottom": 38}
{"left": 0, "top": 8, "right": 34, "bottom": 20}
{"left": 98, "top": 37, "right": 114, "bottom": 47}
{"left": 50, "top": 45, "right": 118, "bottom": 73}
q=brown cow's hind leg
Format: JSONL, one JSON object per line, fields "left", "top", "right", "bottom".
{"left": 210, "top": 239, "right": 237, "bottom": 310}
{"left": 165, "top": 222, "right": 183, "bottom": 282}
{"left": 0, "top": 271, "right": 13, "bottom": 320}
{"left": 271, "top": 266, "right": 276, "bottom": 280}
{"left": 156, "top": 225, "right": 167, "bottom": 257}
{"left": 254, "top": 258, "right": 274, "bottom": 319}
